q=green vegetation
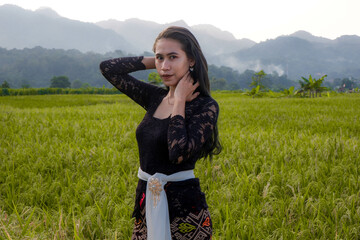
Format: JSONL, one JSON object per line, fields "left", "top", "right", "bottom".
{"left": 1, "top": 81, "right": 10, "bottom": 88}
{"left": 1, "top": 93, "right": 360, "bottom": 239}
{"left": 0, "top": 46, "right": 296, "bottom": 90}
{"left": 147, "top": 72, "right": 163, "bottom": 87}
{"left": 296, "top": 75, "right": 328, "bottom": 98}
{"left": 0, "top": 87, "right": 121, "bottom": 96}
{"left": 243, "top": 70, "right": 268, "bottom": 98}
{"left": 49, "top": 76, "right": 71, "bottom": 88}
{"left": 250, "top": 70, "right": 267, "bottom": 91}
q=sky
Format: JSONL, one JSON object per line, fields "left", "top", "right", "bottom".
{"left": 1, "top": 0, "right": 359, "bottom": 42}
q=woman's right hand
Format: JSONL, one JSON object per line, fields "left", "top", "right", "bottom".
{"left": 174, "top": 72, "right": 200, "bottom": 102}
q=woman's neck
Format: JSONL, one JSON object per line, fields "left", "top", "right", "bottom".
{"left": 167, "top": 86, "right": 176, "bottom": 99}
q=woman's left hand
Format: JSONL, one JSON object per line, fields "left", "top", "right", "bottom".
{"left": 174, "top": 72, "right": 200, "bottom": 102}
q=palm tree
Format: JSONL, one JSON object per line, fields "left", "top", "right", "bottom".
{"left": 297, "top": 76, "right": 311, "bottom": 97}
{"left": 313, "top": 75, "right": 327, "bottom": 97}
{"left": 297, "top": 74, "right": 327, "bottom": 98}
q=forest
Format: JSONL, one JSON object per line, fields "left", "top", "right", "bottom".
{"left": 0, "top": 46, "right": 300, "bottom": 90}
{"left": 1, "top": 46, "right": 359, "bottom": 92}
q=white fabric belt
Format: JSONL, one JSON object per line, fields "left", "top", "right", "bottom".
{"left": 137, "top": 167, "right": 195, "bottom": 240}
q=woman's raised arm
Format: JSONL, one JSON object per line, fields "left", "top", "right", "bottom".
{"left": 141, "top": 57, "right": 156, "bottom": 69}
{"left": 100, "top": 56, "right": 163, "bottom": 110}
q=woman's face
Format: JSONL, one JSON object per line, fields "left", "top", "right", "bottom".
{"left": 154, "top": 38, "right": 194, "bottom": 87}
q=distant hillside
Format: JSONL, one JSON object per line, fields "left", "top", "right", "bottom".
{"left": 0, "top": 4, "right": 360, "bottom": 81}
{"left": 94, "top": 19, "right": 360, "bottom": 80}
{"left": 0, "top": 4, "right": 135, "bottom": 53}
{"left": 214, "top": 34, "right": 360, "bottom": 80}
{"left": 289, "top": 30, "right": 333, "bottom": 44}
{"left": 95, "top": 19, "right": 256, "bottom": 55}
{"left": 0, "top": 46, "right": 297, "bottom": 90}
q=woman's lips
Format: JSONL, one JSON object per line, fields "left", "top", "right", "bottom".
{"left": 161, "top": 74, "right": 173, "bottom": 80}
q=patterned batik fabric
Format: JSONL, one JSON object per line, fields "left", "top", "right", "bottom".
{"left": 131, "top": 208, "right": 212, "bottom": 240}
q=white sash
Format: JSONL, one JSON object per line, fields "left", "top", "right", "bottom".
{"left": 137, "top": 167, "right": 195, "bottom": 240}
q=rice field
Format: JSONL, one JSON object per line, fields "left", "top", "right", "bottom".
{"left": 1, "top": 93, "right": 359, "bottom": 239}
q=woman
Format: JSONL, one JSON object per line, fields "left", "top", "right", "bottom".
{"left": 100, "top": 26, "right": 221, "bottom": 240}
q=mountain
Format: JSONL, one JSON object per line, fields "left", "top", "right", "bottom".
{"left": 95, "top": 20, "right": 360, "bottom": 79}
{"left": 0, "top": 4, "right": 256, "bottom": 55}
{"left": 0, "top": 4, "right": 135, "bottom": 53}
{"left": 0, "top": 4, "right": 359, "bottom": 81}
{"left": 289, "top": 30, "right": 333, "bottom": 44}
{"left": 0, "top": 46, "right": 296, "bottom": 90}
{"left": 34, "top": 7, "right": 61, "bottom": 18}
{"left": 95, "top": 19, "right": 256, "bottom": 55}
{"left": 215, "top": 34, "right": 360, "bottom": 79}
{"left": 95, "top": 18, "right": 165, "bottom": 53}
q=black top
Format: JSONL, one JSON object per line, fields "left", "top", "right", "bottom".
{"left": 100, "top": 56, "right": 219, "bottom": 220}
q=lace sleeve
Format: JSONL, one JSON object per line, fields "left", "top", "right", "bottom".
{"left": 99, "top": 56, "right": 161, "bottom": 110}
{"left": 167, "top": 98, "right": 219, "bottom": 164}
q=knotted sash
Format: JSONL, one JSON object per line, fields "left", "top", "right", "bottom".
{"left": 137, "top": 167, "right": 195, "bottom": 240}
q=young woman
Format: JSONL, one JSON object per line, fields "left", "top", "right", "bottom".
{"left": 100, "top": 26, "right": 221, "bottom": 240}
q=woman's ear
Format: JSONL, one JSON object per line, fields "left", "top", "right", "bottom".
{"left": 189, "top": 58, "right": 195, "bottom": 68}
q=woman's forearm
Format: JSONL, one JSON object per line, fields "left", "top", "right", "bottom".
{"left": 142, "top": 57, "right": 156, "bottom": 69}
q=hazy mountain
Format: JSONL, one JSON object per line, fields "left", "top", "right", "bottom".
{"left": 94, "top": 19, "right": 360, "bottom": 79}
{"left": 0, "top": 4, "right": 359, "bottom": 81}
{"left": 216, "top": 35, "right": 360, "bottom": 79}
{"left": 0, "top": 4, "right": 135, "bottom": 53}
{"left": 289, "top": 30, "right": 333, "bottom": 44}
{"left": 96, "top": 19, "right": 256, "bottom": 55}
{"left": 96, "top": 18, "right": 165, "bottom": 53}
{"left": 192, "top": 24, "right": 236, "bottom": 41}
{"left": 34, "top": 7, "right": 61, "bottom": 19}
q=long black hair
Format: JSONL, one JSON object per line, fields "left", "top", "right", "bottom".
{"left": 153, "top": 26, "right": 222, "bottom": 159}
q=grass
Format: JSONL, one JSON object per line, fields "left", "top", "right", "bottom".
{"left": 1, "top": 93, "right": 359, "bottom": 239}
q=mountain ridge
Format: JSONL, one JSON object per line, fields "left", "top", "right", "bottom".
{"left": 0, "top": 4, "right": 136, "bottom": 53}
{"left": 0, "top": 4, "right": 359, "bottom": 80}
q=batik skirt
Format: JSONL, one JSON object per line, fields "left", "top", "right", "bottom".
{"left": 131, "top": 207, "right": 212, "bottom": 240}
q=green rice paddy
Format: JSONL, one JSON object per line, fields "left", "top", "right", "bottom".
{"left": 1, "top": 93, "right": 359, "bottom": 239}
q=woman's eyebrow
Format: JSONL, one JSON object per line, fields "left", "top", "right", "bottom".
{"left": 166, "top": 52, "right": 178, "bottom": 55}
{"left": 156, "top": 52, "right": 179, "bottom": 56}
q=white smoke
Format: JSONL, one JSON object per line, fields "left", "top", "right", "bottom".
{"left": 221, "top": 57, "right": 285, "bottom": 76}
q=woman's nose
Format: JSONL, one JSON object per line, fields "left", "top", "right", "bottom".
{"left": 161, "top": 60, "right": 170, "bottom": 71}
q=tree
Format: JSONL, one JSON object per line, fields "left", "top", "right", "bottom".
{"left": 81, "top": 83, "right": 91, "bottom": 88}
{"left": 243, "top": 85, "right": 262, "bottom": 98}
{"left": 50, "top": 76, "right": 71, "bottom": 88}
{"left": 280, "top": 86, "right": 295, "bottom": 97}
{"left": 72, "top": 80, "right": 83, "bottom": 89}
{"left": 341, "top": 78, "right": 355, "bottom": 89}
{"left": 250, "top": 70, "right": 267, "bottom": 91}
{"left": 1, "top": 81, "right": 10, "bottom": 88}
{"left": 297, "top": 74, "right": 327, "bottom": 97}
{"left": 210, "top": 77, "right": 227, "bottom": 90}
{"left": 313, "top": 75, "right": 327, "bottom": 97}
{"left": 148, "top": 72, "right": 163, "bottom": 87}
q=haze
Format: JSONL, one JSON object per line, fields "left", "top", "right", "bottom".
{"left": 0, "top": 0, "right": 359, "bottom": 42}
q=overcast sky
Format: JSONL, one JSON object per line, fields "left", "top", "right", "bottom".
{"left": 1, "top": 0, "right": 359, "bottom": 42}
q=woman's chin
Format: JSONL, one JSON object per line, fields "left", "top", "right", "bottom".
{"left": 163, "top": 80, "right": 179, "bottom": 88}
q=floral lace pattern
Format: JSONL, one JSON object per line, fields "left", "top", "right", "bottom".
{"left": 100, "top": 56, "right": 165, "bottom": 110}
{"left": 100, "top": 56, "right": 219, "bottom": 222}
{"left": 168, "top": 101, "right": 218, "bottom": 164}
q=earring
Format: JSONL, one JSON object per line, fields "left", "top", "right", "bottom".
{"left": 189, "top": 66, "right": 194, "bottom": 72}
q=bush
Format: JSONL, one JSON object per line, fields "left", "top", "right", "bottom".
{"left": 0, "top": 87, "right": 122, "bottom": 96}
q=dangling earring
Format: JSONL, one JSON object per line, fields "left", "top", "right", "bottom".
{"left": 189, "top": 66, "right": 194, "bottom": 72}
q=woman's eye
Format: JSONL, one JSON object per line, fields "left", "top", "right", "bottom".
{"left": 156, "top": 56, "right": 163, "bottom": 60}
{"left": 170, "top": 55, "right": 176, "bottom": 59}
